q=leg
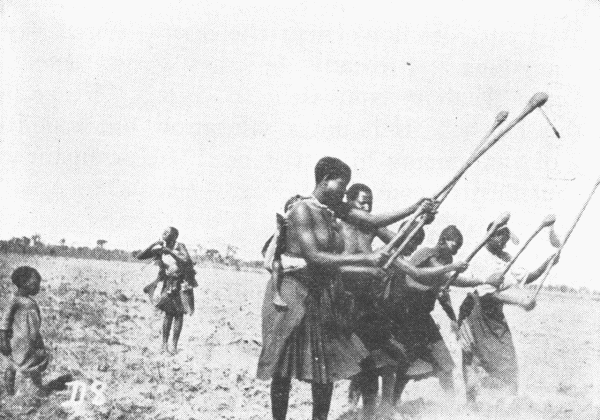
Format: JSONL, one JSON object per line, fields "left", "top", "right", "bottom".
{"left": 358, "top": 370, "right": 379, "bottom": 420}
{"left": 171, "top": 314, "right": 184, "bottom": 354}
{"left": 392, "top": 360, "right": 410, "bottom": 406}
{"left": 312, "top": 382, "right": 333, "bottom": 420}
{"left": 348, "top": 374, "right": 361, "bottom": 408}
{"left": 162, "top": 314, "right": 173, "bottom": 353}
{"left": 438, "top": 369, "right": 455, "bottom": 394}
{"left": 380, "top": 368, "right": 395, "bottom": 408}
{"left": 271, "top": 375, "right": 291, "bottom": 420}
{"left": 5, "top": 367, "right": 16, "bottom": 395}
{"left": 430, "top": 339, "right": 455, "bottom": 396}
{"left": 462, "top": 351, "right": 478, "bottom": 408}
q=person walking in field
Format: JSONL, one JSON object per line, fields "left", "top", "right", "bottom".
{"left": 137, "top": 227, "right": 196, "bottom": 354}
{"left": 338, "top": 184, "right": 468, "bottom": 420}
{"left": 257, "top": 157, "right": 438, "bottom": 420}
{"left": 458, "top": 222, "right": 559, "bottom": 408}
{"left": 0, "top": 267, "right": 50, "bottom": 403}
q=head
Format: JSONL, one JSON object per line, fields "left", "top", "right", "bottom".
{"left": 313, "top": 157, "right": 352, "bottom": 206}
{"left": 346, "top": 183, "right": 373, "bottom": 212}
{"left": 162, "top": 227, "right": 179, "bottom": 247}
{"left": 437, "top": 225, "right": 463, "bottom": 258}
{"left": 401, "top": 224, "right": 426, "bottom": 256}
{"left": 11, "top": 266, "right": 42, "bottom": 296}
{"left": 486, "top": 223, "right": 511, "bottom": 254}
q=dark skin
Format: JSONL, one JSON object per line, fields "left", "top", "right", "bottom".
{"left": 272, "top": 177, "right": 437, "bottom": 420}
{"left": 0, "top": 272, "right": 43, "bottom": 395}
{"left": 392, "top": 234, "right": 490, "bottom": 407}
{"left": 273, "top": 177, "right": 383, "bottom": 420}
{"left": 339, "top": 191, "right": 467, "bottom": 420}
{"left": 138, "top": 228, "right": 192, "bottom": 354}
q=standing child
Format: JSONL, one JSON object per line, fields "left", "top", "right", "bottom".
{"left": 0, "top": 266, "right": 50, "bottom": 398}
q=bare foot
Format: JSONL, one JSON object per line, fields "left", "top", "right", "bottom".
{"left": 161, "top": 343, "right": 169, "bottom": 354}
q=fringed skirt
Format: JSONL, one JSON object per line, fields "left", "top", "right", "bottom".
{"left": 257, "top": 269, "right": 369, "bottom": 384}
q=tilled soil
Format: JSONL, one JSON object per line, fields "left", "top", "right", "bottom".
{"left": 0, "top": 254, "right": 598, "bottom": 419}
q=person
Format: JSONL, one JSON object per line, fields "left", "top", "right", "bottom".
{"left": 390, "top": 225, "right": 491, "bottom": 407}
{"left": 457, "top": 222, "right": 558, "bottom": 408}
{"left": 0, "top": 267, "right": 50, "bottom": 400}
{"left": 256, "top": 157, "right": 436, "bottom": 420}
{"left": 137, "top": 227, "right": 195, "bottom": 354}
{"left": 338, "top": 184, "right": 468, "bottom": 420}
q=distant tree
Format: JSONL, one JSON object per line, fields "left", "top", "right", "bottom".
{"left": 96, "top": 239, "right": 107, "bottom": 249}
{"left": 31, "top": 234, "right": 42, "bottom": 246}
{"left": 59, "top": 238, "right": 66, "bottom": 248}
{"left": 225, "top": 244, "right": 238, "bottom": 259}
{"left": 21, "top": 237, "right": 31, "bottom": 253}
{"left": 205, "top": 249, "right": 222, "bottom": 263}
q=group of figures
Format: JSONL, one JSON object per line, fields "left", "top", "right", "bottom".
{"left": 256, "top": 156, "right": 560, "bottom": 420}
{"left": 0, "top": 228, "right": 198, "bottom": 411}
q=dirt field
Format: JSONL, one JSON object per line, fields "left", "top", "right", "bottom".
{"left": 0, "top": 254, "right": 598, "bottom": 419}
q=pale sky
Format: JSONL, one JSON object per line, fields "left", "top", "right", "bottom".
{"left": 1, "top": 1, "right": 600, "bottom": 288}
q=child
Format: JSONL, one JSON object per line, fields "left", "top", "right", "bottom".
{"left": 0, "top": 266, "right": 50, "bottom": 397}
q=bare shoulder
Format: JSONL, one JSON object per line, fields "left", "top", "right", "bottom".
{"left": 287, "top": 200, "right": 315, "bottom": 226}
{"left": 410, "top": 247, "right": 436, "bottom": 265}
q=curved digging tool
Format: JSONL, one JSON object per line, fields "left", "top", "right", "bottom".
{"left": 383, "top": 93, "right": 548, "bottom": 270}
{"left": 528, "top": 177, "right": 600, "bottom": 302}
{"left": 548, "top": 224, "right": 562, "bottom": 248}
{"left": 380, "top": 111, "right": 509, "bottom": 265}
{"left": 442, "top": 211, "right": 511, "bottom": 290}
{"left": 499, "top": 214, "right": 556, "bottom": 291}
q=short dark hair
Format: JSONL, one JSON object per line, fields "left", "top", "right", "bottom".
{"left": 314, "top": 157, "right": 352, "bottom": 185}
{"left": 346, "top": 183, "right": 372, "bottom": 202}
{"left": 439, "top": 225, "right": 463, "bottom": 249}
{"left": 11, "top": 266, "right": 40, "bottom": 288}
{"left": 397, "top": 220, "right": 425, "bottom": 245}
{"left": 487, "top": 222, "right": 510, "bottom": 238}
{"left": 166, "top": 227, "right": 179, "bottom": 239}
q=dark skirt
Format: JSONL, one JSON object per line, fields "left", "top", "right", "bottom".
{"left": 392, "top": 311, "right": 454, "bottom": 378}
{"left": 155, "top": 276, "right": 185, "bottom": 316}
{"left": 350, "top": 278, "right": 399, "bottom": 370}
{"left": 257, "top": 269, "right": 369, "bottom": 384}
{"left": 462, "top": 292, "right": 518, "bottom": 385}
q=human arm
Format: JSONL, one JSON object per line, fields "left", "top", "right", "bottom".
{"left": 345, "top": 198, "right": 435, "bottom": 228}
{"left": 489, "top": 288, "right": 536, "bottom": 311}
{"left": 0, "top": 298, "right": 16, "bottom": 356}
{"left": 375, "top": 227, "right": 396, "bottom": 244}
{"left": 392, "top": 258, "right": 468, "bottom": 281}
{"left": 137, "top": 241, "right": 163, "bottom": 260}
{"left": 163, "top": 243, "right": 193, "bottom": 266}
{"left": 289, "top": 202, "right": 383, "bottom": 267}
{"left": 523, "top": 253, "right": 559, "bottom": 285}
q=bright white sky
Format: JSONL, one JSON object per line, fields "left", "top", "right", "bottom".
{"left": 1, "top": 1, "right": 599, "bottom": 288}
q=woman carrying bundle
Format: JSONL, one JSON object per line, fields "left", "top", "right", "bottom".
{"left": 138, "top": 227, "right": 196, "bottom": 354}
